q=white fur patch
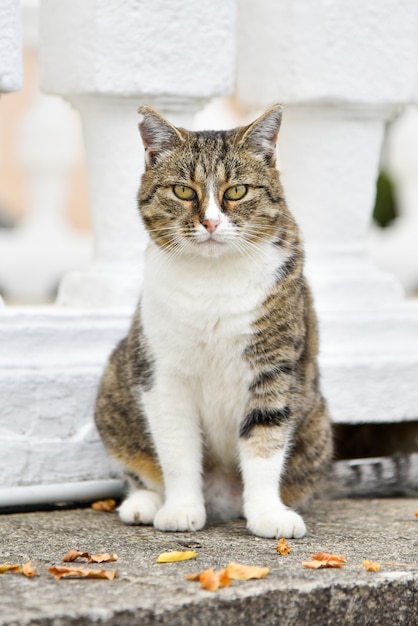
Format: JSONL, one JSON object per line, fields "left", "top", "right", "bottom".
{"left": 118, "top": 489, "right": 162, "bottom": 525}
{"left": 140, "top": 237, "right": 288, "bottom": 521}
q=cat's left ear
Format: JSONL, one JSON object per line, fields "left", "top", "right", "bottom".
{"left": 239, "top": 104, "right": 282, "bottom": 161}
{"left": 138, "top": 106, "right": 185, "bottom": 166}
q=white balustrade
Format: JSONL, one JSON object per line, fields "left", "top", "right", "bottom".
{"left": 1, "top": 0, "right": 418, "bottom": 504}
{"left": 0, "top": 0, "right": 235, "bottom": 501}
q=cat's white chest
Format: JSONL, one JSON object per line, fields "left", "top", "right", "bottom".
{"left": 141, "top": 243, "right": 283, "bottom": 464}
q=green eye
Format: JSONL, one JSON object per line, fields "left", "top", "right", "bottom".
{"left": 224, "top": 185, "right": 248, "bottom": 201}
{"left": 173, "top": 185, "right": 196, "bottom": 200}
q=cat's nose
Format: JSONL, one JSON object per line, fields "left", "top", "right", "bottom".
{"left": 202, "top": 218, "right": 220, "bottom": 234}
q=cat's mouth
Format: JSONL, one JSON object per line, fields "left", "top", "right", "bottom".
{"left": 194, "top": 234, "right": 229, "bottom": 257}
{"left": 200, "top": 237, "right": 224, "bottom": 249}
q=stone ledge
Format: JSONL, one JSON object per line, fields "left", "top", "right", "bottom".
{"left": 1, "top": 498, "right": 417, "bottom": 626}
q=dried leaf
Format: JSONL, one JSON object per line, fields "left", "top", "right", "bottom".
{"left": 218, "top": 567, "right": 232, "bottom": 587}
{"left": 311, "top": 552, "right": 347, "bottom": 564}
{"left": 91, "top": 499, "right": 116, "bottom": 513}
{"left": 302, "top": 552, "right": 346, "bottom": 569}
{"left": 186, "top": 567, "right": 231, "bottom": 591}
{"left": 48, "top": 566, "right": 117, "bottom": 580}
{"left": 415, "top": 511, "right": 418, "bottom": 519}
{"left": 226, "top": 562, "right": 269, "bottom": 580}
{"left": 62, "top": 550, "right": 91, "bottom": 563}
{"left": 363, "top": 560, "right": 381, "bottom": 572}
{"left": 276, "top": 538, "right": 291, "bottom": 555}
{"left": 62, "top": 550, "right": 118, "bottom": 564}
{"left": 156, "top": 550, "right": 198, "bottom": 563}
{"left": 199, "top": 568, "right": 221, "bottom": 592}
{"left": 22, "top": 562, "right": 36, "bottom": 577}
{"left": 302, "top": 560, "right": 325, "bottom": 570}
{"left": 0, "top": 563, "right": 21, "bottom": 574}
{"left": 90, "top": 553, "right": 118, "bottom": 564}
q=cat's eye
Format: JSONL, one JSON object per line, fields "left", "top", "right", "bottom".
{"left": 173, "top": 185, "right": 196, "bottom": 201}
{"left": 224, "top": 185, "right": 248, "bottom": 201}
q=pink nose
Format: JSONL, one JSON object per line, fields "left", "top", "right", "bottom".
{"left": 202, "top": 218, "right": 220, "bottom": 234}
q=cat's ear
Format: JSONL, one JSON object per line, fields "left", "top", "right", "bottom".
{"left": 239, "top": 104, "right": 282, "bottom": 161}
{"left": 138, "top": 106, "right": 185, "bottom": 166}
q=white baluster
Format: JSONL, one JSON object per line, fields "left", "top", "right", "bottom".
{"left": 40, "top": 0, "right": 235, "bottom": 308}
{"left": 55, "top": 96, "right": 206, "bottom": 308}
{"left": 236, "top": 0, "right": 418, "bottom": 424}
{"left": 0, "top": 93, "right": 92, "bottom": 303}
{"left": 368, "top": 106, "right": 418, "bottom": 294}
{"left": 278, "top": 105, "right": 403, "bottom": 312}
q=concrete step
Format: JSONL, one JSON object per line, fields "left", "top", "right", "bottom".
{"left": 1, "top": 498, "right": 417, "bottom": 625}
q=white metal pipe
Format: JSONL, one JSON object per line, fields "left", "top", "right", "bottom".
{"left": 0, "top": 480, "right": 124, "bottom": 508}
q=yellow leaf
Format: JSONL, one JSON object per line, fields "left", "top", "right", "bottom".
{"left": 226, "top": 562, "right": 269, "bottom": 580}
{"left": 156, "top": 550, "right": 198, "bottom": 563}
{"left": 0, "top": 563, "right": 21, "bottom": 574}
{"left": 363, "top": 560, "right": 381, "bottom": 572}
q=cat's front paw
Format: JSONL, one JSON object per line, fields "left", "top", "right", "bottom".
{"left": 246, "top": 508, "right": 306, "bottom": 539}
{"left": 118, "top": 490, "right": 162, "bottom": 525}
{"left": 153, "top": 502, "right": 206, "bottom": 532}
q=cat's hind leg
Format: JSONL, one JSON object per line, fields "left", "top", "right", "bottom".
{"left": 116, "top": 453, "right": 164, "bottom": 526}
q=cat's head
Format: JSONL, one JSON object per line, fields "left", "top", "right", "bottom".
{"left": 138, "top": 105, "right": 288, "bottom": 259}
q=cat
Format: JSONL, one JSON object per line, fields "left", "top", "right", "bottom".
{"left": 94, "top": 104, "right": 333, "bottom": 539}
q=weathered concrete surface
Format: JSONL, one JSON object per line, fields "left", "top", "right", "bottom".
{"left": 1, "top": 498, "right": 417, "bottom": 626}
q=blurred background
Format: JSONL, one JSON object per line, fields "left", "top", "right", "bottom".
{"left": 1, "top": 0, "right": 417, "bottom": 306}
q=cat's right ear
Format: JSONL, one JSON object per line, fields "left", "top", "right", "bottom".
{"left": 138, "top": 106, "right": 185, "bottom": 166}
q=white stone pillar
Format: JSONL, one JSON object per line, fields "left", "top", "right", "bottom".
{"left": 0, "top": 0, "right": 22, "bottom": 306}
{"left": 0, "top": 94, "right": 93, "bottom": 304}
{"left": 277, "top": 105, "right": 403, "bottom": 312}
{"left": 39, "top": 0, "right": 235, "bottom": 308}
{"left": 236, "top": 0, "right": 418, "bottom": 424}
{"left": 55, "top": 96, "right": 205, "bottom": 308}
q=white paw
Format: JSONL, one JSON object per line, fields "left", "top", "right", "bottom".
{"left": 153, "top": 502, "right": 206, "bottom": 532}
{"left": 118, "top": 490, "right": 162, "bottom": 525}
{"left": 246, "top": 508, "right": 306, "bottom": 539}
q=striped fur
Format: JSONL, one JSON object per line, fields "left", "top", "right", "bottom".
{"left": 95, "top": 106, "right": 332, "bottom": 538}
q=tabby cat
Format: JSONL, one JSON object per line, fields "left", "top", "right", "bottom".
{"left": 95, "top": 105, "right": 332, "bottom": 539}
